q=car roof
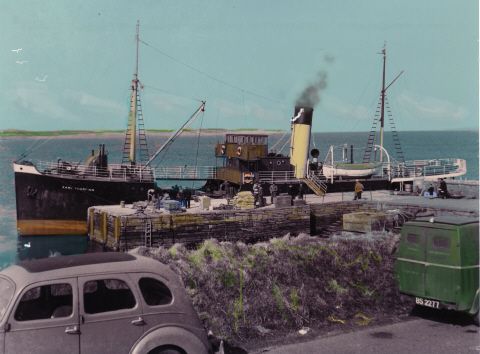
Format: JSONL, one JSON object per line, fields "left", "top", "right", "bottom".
{"left": 18, "top": 252, "right": 136, "bottom": 273}
{"left": 0, "top": 252, "right": 177, "bottom": 289}
{"left": 412, "top": 216, "right": 479, "bottom": 226}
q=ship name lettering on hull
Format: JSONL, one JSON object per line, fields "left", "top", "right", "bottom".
{"left": 62, "top": 185, "right": 95, "bottom": 192}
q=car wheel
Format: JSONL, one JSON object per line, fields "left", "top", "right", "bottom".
{"left": 148, "top": 345, "right": 187, "bottom": 354}
{"left": 474, "top": 311, "right": 479, "bottom": 327}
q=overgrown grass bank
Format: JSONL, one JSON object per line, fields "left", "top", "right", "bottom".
{"left": 136, "top": 233, "right": 410, "bottom": 342}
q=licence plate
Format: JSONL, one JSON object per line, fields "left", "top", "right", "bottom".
{"left": 415, "top": 297, "right": 440, "bottom": 309}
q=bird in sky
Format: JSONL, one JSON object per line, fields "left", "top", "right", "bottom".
{"left": 35, "top": 75, "right": 48, "bottom": 82}
{"left": 11, "top": 48, "right": 22, "bottom": 53}
{"left": 15, "top": 60, "right": 28, "bottom": 64}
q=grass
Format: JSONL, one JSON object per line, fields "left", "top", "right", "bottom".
{"left": 135, "top": 233, "right": 411, "bottom": 343}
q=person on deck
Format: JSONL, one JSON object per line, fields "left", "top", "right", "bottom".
{"left": 253, "top": 182, "right": 260, "bottom": 207}
{"left": 438, "top": 178, "right": 448, "bottom": 199}
{"left": 183, "top": 188, "right": 192, "bottom": 208}
{"left": 298, "top": 183, "right": 304, "bottom": 200}
{"left": 258, "top": 184, "right": 264, "bottom": 207}
{"left": 288, "top": 184, "right": 295, "bottom": 205}
{"left": 269, "top": 183, "right": 278, "bottom": 204}
{"left": 423, "top": 184, "right": 437, "bottom": 198}
{"left": 354, "top": 179, "right": 364, "bottom": 200}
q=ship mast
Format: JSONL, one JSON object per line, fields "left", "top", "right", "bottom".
{"left": 379, "top": 44, "right": 404, "bottom": 162}
{"left": 130, "top": 20, "right": 140, "bottom": 164}
{"left": 379, "top": 44, "right": 386, "bottom": 162}
{"left": 123, "top": 21, "right": 141, "bottom": 165}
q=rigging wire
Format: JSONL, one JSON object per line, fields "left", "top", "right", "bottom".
{"left": 269, "top": 130, "right": 289, "bottom": 152}
{"left": 242, "top": 90, "right": 247, "bottom": 128}
{"left": 142, "top": 84, "right": 204, "bottom": 103}
{"left": 192, "top": 110, "right": 205, "bottom": 188}
{"left": 278, "top": 133, "right": 291, "bottom": 155}
{"left": 152, "top": 103, "right": 205, "bottom": 168}
{"left": 139, "top": 39, "right": 284, "bottom": 105}
{"left": 311, "top": 130, "right": 317, "bottom": 149}
{"left": 17, "top": 136, "right": 56, "bottom": 161}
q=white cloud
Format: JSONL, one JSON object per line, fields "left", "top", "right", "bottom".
{"left": 66, "top": 90, "right": 124, "bottom": 115}
{"left": 322, "top": 94, "right": 371, "bottom": 121}
{"left": 215, "top": 99, "right": 285, "bottom": 125}
{"left": 396, "top": 92, "right": 467, "bottom": 122}
{"left": 146, "top": 93, "right": 195, "bottom": 113}
{"left": 8, "top": 83, "right": 77, "bottom": 121}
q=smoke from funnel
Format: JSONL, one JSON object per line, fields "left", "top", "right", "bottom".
{"left": 296, "top": 71, "right": 327, "bottom": 108}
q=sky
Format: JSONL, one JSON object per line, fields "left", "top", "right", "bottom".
{"left": 0, "top": 0, "right": 478, "bottom": 132}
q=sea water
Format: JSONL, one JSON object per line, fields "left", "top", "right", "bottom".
{"left": 0, "top": 130, "right": 477, "bottom": 267}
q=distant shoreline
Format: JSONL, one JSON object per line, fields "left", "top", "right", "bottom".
{"left": 0, "top": 129, "right": 285, "bottom": 139}
{"left": 1, "top": 128, "right": 477, "bottom": 139}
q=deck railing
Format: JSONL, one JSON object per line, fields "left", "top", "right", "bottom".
{"left": 153, "top": 166, "right": 217, "bottom": 180}
{"left": 28, "top": 160, "right": 156, "bottom": 182}
{"left": 389, "top": 158, "right": 466, "bottom": 180}
{"left": 25, "top": 157, "right": 466, "bottom": 184}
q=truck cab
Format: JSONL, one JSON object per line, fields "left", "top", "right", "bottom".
{"left": 394, "top": 216, "right": 479, "bottom": 324}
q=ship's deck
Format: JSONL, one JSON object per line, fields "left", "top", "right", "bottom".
{"left": 15, "top": 157, "right": 466, "bottom": 185}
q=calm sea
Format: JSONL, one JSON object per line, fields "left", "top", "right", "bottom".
{"left": 0, "top": 130, "right": 477, "bottom": 267}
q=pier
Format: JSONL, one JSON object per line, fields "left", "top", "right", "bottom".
{"left": 88, "top": 187, "right": 479, "bottom": 251}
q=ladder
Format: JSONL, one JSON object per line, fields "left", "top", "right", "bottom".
{"left": 122, "top": 92, "right": 150, "bottom": 164}
{"left": 362, "top": 98, "right": 381, "bottom": 162}
{"left": 302, "top": 172, "right": 328, "bottom": 196}
{"left": 144, "top": 219, "right": 152, "bottom": 247}
{"left": 136, "top": 92, "right": 150, "bottom": 164}
{"left": 385, "top": 96, "right": 405, "bottom": 162}
{"left": 122, "top": 91, "right": 137, "bottom": 163}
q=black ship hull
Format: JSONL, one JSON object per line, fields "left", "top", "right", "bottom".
{"left": 14, "top": 165, "right": 154, "bottom": 236}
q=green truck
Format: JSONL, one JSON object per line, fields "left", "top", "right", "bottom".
{"left": 394, "top": 216, "right": 479, "bottom": 324}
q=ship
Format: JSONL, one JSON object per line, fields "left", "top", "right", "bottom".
{"left": 13, "top": 22, "right": 205, "bottom": 236}
{"left": 203, "top": 45, "right": 467, "bottom": 196}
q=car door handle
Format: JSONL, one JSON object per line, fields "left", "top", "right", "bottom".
{"left": 65, "top": 325, "right": 80, "bottom": 334}
{"left": 131, "top": 317, "right": 145, "bottom": 326}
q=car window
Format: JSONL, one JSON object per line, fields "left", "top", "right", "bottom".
{"left": 139, "top": 277, "right": 173, "bottom": 306}
{"left": 0, "top": 278, "right": 14, "bottom": 320}
{"left": 14, "top": 283, "right": 73, "bottom": 321}
{"left": 83, "top": 279, "right": 136, "bottom": 314}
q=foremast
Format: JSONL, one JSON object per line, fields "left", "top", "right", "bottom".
{"left": 122, "top": 20, "right": 149, "bottom": 165}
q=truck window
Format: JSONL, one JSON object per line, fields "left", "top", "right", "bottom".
{"left": 432, "top": 236, "right": 450, "bottom": 250}
{"left": 406, "top": 233, "right": 419, "bottom": 244}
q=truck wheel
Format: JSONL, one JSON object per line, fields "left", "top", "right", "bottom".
{"left": 148, "top": 345, "right": 186, "bottom": 354}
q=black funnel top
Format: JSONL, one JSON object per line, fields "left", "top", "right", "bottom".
{"left": 293, "top": 106, "right": 313, "bottom": 125}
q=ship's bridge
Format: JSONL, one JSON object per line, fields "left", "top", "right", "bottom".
{"left": 215, "top": 134, "right": 268, "bottom": 160}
